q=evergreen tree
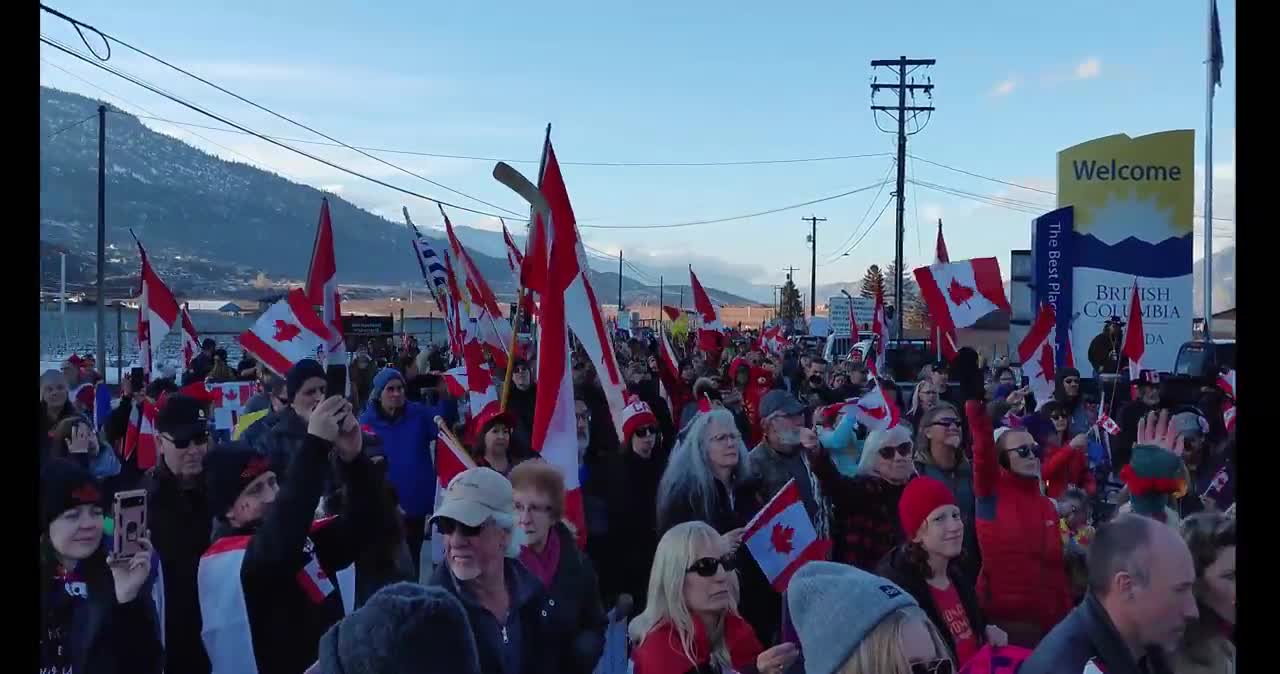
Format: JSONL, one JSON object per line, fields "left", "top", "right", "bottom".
{"left": 859, "top": 265, "right": 886, "bottom": 300}
{"left": 884, "top": 261, "right": 929, "bottom": 330}
{"left": 780, "top": 279, "right": 804, "bottom": 320}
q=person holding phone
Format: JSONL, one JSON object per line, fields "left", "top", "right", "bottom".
{"left": 40, "top": 459, "right": 161, "bottom": 674}
{"left": 255, "top": 359, "right": 330, "bottom": 481}
{"left": 199, "top": 394, "right": 377, "bottom": 674}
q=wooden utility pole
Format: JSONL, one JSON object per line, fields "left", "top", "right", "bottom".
{"left": 802, "top": 215, "right": 826, "bottom": 317}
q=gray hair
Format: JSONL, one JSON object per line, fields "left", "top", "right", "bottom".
{"left": 656, "top": 409, "right": 750, "bottom": 533}
{"left": 491, "top": 511, "right": 525, "bottom": 558}
{"left": 40, "top": 369, "right": 67, "bottom": 399}
{"left": 856, "top": 425, "right": 915, "bottom": 476}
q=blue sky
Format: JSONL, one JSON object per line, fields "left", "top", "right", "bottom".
{"left": 40, "top": 1, "right": 1234, "bottom": 300}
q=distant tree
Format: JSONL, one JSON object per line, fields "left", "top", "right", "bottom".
{"left": 780, "top": 279, "right": 804, "bottom": 320}
{"left": 859, "top": 265, "right": 886, "bottom": 300}
{"left": 883, "top": 261, "right": 929, "bottom": 330}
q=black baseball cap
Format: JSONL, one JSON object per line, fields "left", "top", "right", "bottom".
{"left": 155, "top": 394, "right": 209, "bottom": 442}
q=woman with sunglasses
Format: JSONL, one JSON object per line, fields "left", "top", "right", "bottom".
{"left": 788, "top": 561, "right": 955, "bottom": 674}
{"left": 876, "top": 477, "right": 1006, "bottom": 668}
{"left": 629, "top": 521, "right": 799, "bottom": 674}
{"left": 1172, "top": 512, "right": 1235, "bottom": 674}
{"left": 911, "top": 403, "right": 979, "bottom": 580}
{"left": 1035, "top": 401, "right": 1096, "bottom": 500}
{"left": 969, "top": 402, "right": 1072, "bottom": 648}
{"left": 806, "top": 424, "right": 916, "bottom": 571}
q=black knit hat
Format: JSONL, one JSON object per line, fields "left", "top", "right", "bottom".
{"left": 204, "top": 444, "right": 273, "bottom": 520}
{"left": 286, "top": 358, "right": 326, "bottom": 402}
{"left": 41, "top": 459, "right": 106, "bottom": 531}
{"left": 318, "top": 582, "right": 481, "bottom": 674}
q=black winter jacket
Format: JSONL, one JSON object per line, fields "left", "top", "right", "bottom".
{"left": 1020, "top": 594, "right": 1173, "bottom": 674}
{"left": 254, "top": 407, "right": 310, "bottom": 474}
{"left": 144, "top": 460, "right": 213, "bottom": 674}
{"left": 594, "top": 446, "right": 667, "bottom": 611}
{"left": 40, "top": 550, "right": 163, "bottom": 674}
{"left": 541, "top": 523, "right": 608, "bottom": 674}
{"left": 430, "top": 558, "right": 577, "bottom": 674}
{"left": 876, "top": 544, "right": 986, "bottom": 663}
{"left": 209, "top": 434, "right": 380, "bottom": 674}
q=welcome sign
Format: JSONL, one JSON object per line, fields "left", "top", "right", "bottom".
{"left": 1057, "top": 131, "right": 1194, "bottom": 373}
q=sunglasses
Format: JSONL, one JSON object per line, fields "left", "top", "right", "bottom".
{"left": 165, "top": 432, "right": 209, "bottom": 449}
{"left": 633, "top": 427, "right": 657, "bottom": 438}
{"left": 878, "top": 442, "right": 914, "bottom": 459}
{"left": 1006, "top": 444, "right": 1042, "bottom": 460}
{"left": 435, "top": 518, "right": 484, "bottom": 537}
{"left": 930, "top": 419, "right": 961, "bottom": 429}
{"left": 1063, "top": 378, "right": 1081, "bottom": 385}
{"left": 687, "top": 555, "right": 738, "bottom": 577}
{"left": 911, "top": 659, "right": 954, "bottom": 674}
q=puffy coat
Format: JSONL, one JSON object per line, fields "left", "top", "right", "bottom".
{"left": 968, "top": 401, "right": 1072, "bottom": 641}
{"left": 358, "top": 400, "right": 437, "bottom": 518}
{"left": 1042, "top": 443, "right": 1097, "bottom": 499}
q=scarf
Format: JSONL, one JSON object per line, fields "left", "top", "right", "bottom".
{"left": 519, "top": 528, "right": 562, "bottom": 588}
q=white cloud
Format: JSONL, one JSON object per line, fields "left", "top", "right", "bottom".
{"left": 1074, "top": 58, "right": 1102, "bottom": 80}
{"left": 991, "top": 78, "right": 1018, "bottom": 97}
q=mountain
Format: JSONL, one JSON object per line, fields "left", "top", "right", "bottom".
{"left": 40, "top": 87, "right": 762, "bottom": 305}
{"left": 1193, "top": 246, "right": 1235, "bottom": 315}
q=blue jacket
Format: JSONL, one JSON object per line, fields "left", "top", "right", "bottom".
{"left": 359, "top": 401, "right": 438, "bottom": 517}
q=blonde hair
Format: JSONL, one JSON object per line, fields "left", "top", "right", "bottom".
{"left": 628, "top": 521, "right": 740, "bottom": 669}
{"left": 836, "top": 606, "right": 953, "bottom": 674}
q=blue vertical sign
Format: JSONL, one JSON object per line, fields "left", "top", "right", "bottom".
{"left": 1031, "top": 207, "right": 1075, "bottom": 366}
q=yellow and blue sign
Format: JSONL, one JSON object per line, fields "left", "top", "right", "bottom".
{"left": 1056, "top": 130, "right": 1194, "bottom": 372}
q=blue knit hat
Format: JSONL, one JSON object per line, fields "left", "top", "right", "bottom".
{"left": 370, "top": 367, "right": 405, "bottom": 405}
{"left": 787, "top": 562, "right": 918, "bottom": 674}
{"left": 317, "top": 582, "right": 480, "bottom": 674}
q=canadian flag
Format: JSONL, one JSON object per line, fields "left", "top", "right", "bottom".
{"left": 662, "top": 305, "right": 683, "bottom": 321}
{"left": 932, "top": 220, "right": 959, "bottom": 362}
{"left": 433, "top": 419, "right": 477, "bottom": 490}
{"left": 180, "top": 305, "right": 200, "bottom": 369}
{"left": 207, "top": 382, "right": 254, "bottom": 432}
{"left": 843, "top": 378, "right": 901, "bottom": 432}
{"left": 442, "top": 206, "right": 512, "bottom": 370}
{"left": 1019, "top": 303, "right": 1059, "bottom": 411}
{"left": 1122, "top": 278, "right": 1146, "bottom": 380}
{"left": 305, "top": 198, "right": 345, "bottom": 365}
{"left": 1096, "top": 412, "right": 1121, "bottom": 436}
{"left": 135, "top": 238, "right": 180, "bottom": 380}
{"left": 869, "top": 283, "right": 889, "bottom": 378}
{"left": 913, "top": 257, "right": 1011, "bottom": 334}
{"left": 690, "top": 268, "right": 724, "bottom": 355}
{"left": 742, "top": 479, "right": 831, "bottom": 592}
{"left": 441, "top": 366, "right": 468, "bottom": 399}
{"left": 502, "top": 222, "right": 524, "bottom": 274}
{"left": 655, "top": 326, "right": 688, "bottom": 416}
{"left": 441, "top": 251, "right": 467, "bottom": 360}
{"left": 123, "top": 399, "right": 159, "bottom": 470}
{"left": 462, "top": 330, "right": 499, "bottom": 421}
{"left": 237, "top": 289, "right": 334, "bottom": 376}
{"left": 760, "top": 325, "right": 786, "bottom": 357}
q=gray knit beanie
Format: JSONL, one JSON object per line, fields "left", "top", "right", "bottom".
{"left": 787, "top": 562, "right": 919, "bottom": 674}
{"left": 316, "top": 582, "right": 480, "bottom": 674}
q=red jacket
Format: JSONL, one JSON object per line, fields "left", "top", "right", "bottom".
{"left": 968, "top": 401, "right": 1072, "bottom": 638}
{"left": 631, "top": 613, "right": 762, "bottom": 674}
{"left": 1041, "top": 443, "right": 1097, "bottom": 499}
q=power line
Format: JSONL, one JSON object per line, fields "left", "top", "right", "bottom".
{"left": 824, "top": 160, "right": 896, "bottom": 262}
{"left": 44, "top": 112, "right": 97, "bottom": 140}
{"left": 835, "top": 195, "right": 895, "bottom": 259}
{"left": 41, "top": 35, "right": 525, "bottom": 221}
{"left": 907, "top": 179, "right": 1046, "bottom": 215}
{"left": 39, "top": 6, "right": 525, "bottom": 217}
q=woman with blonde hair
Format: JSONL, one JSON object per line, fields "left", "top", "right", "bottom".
{"left": 1172, "top": 512, "right": 1235, "bottom": 674}
{"left": 629, "top": 521, "right": 798, "bottom": 674}
{"left": 788, "top": 561, "right": 954, "bottom": 674}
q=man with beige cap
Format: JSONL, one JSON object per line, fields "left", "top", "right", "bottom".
{"left": 428, "top": 467, "right": 574, "bottom": 674}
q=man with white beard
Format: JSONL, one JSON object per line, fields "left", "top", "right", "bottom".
{"left": 747, "top": 390, "right": 831, "bottom": 539}
{"left": 428, "top": 467, "right": 574, "bottom": 674}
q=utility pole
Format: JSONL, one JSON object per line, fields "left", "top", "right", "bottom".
{"left": 871, "top": 56, "right": 935, "bottom": 340}
{"left": 617, "top": 250, "right": 624, "bottom": 313}
{"left": 659, "top": 275, "right": 664, "bottom": 313}
{"left": 96, "top": 105, "right": 107, "bottom": 372}
{"left": 802, "top": 215, "right": 825, "bottom": 318}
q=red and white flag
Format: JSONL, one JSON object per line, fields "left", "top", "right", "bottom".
{"left": 654, "top": 326, "right": 683, "bottom": 413}
{"left": 690, "top": 268, "right": 725, "bottom": 355}
{"left": 914, "top": 257, "right": 1011, "bottom": 335}
{"left": 502, "top": 221, "right": 524, "bottom": 274}
{"left": 932, "top": 221, "right": 959, "bottom": 362}
{"left": 1096, "top": 411, "right": 1121, "bottom": 436}
{"left": 1122, "top": 278, "right": 1145, "bottom": 379}
{"left": 306, "top": 198, "right": 345, "bottom": 366}
{"left": 207, "top": 382, "right": 254, "bottom": 432}
{"left": 934, "top": 219, "right": 950, "bottom": 265}
{"left": 441, "top": 366, "right": 468, "bottom": 398}
{"left": 1019, "top": 304, "right": 1059, "bottom": 410}
{"left": 237, "top": 289, "right": 334, "bottom": 376}
{"left": 462, "top": 331, "right": 498, "bottom": 420}
{"left": 843, "top": 379, "right": 901, "bottom": 432}
{"left": 442, "top": 206, "right": 512, "bottom": 370}
{"left": 1218, "top": 369, "right": 1236, "bottom": 433}
{"left": 180, "top": 305, "right": 200, "bottom": 369}
{"left": 135, "top": 239, "right": 180, "bottom": 380}
{"left": 662, "top": 305, "right": 683, "bottom": 321}
{"left": 742, "top": 479, "right": 831, "bottom": 592}
{"left": 434, "top": 421, "right": 477, "bottom": 490}
{"left": 869, "top": 283, "right": 889, "bottom": 378}
{"left": 122, "top": 399, "right": 159, "bottom": 470}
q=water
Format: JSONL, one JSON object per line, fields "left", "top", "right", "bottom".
{"left": 39, "top": 304, "right": 448, "bottom": 375}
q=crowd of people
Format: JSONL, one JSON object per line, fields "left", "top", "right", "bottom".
{"left": 38, "top": 328, "right": 1237, "bottom": 673}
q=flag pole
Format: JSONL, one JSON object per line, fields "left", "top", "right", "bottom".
{"left": 499, "top": 123, "right": 551, "bottom": 411}
{"left": 1202, "top": 0, "right": 1216, "bottom": 340}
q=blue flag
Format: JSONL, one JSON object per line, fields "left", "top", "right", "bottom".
{"left": 94, "top": 383, "right": 112, "bottom": 430}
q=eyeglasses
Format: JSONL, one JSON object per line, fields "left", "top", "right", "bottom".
{"left": 1006, "top": 444, "right": 1042, "bottom": 460}
{"left": 687, "top": 555, "right": 738, "bottom": 577}
{"left": 911, "top": 659, "right": 954, "bottom": 674}
{"left": 930, "top": 419, "right": 961, "bottom": 429}
{"left": 164, "top": 433, "right": 209, "bottom": 449}
{"left": 633, "top": 427, "right": 657, "bottom": 438}
{"left": 514, "top": 502, "right": 553, "bottom": 516}
{"left": 435, "top": 518, "right": 484, "bottom": 537}
{"left": 878, "top": 442, "right": 914, "bottom": 459}
{"left": 1063, "top": 378, "right": 1081, "bottom": 385}
{"left": 710, "top": 432, "right": 741, "bottom": 444}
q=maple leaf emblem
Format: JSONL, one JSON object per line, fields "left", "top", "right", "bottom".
{"left": 273, "top": 320, "right": 302, "bottom": 342}
{"left": 1037, "top": 342, "right": 1056, "bottom": 383}
{"left": 225, "top": 387, "right": 238, "bottom": 401}
{"left": 947, "top": 278, "right": 975, "bottom": 307}
{"left": 770, "top": 522, "right": 795, "bottom": 555}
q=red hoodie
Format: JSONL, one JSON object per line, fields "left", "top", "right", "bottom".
{"left": 632, "top": 613, "right": 763, "bottom": 674}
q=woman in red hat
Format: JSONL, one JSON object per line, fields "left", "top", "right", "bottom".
{"left": 468, "top": 404, "right": 530, "bottom": 477}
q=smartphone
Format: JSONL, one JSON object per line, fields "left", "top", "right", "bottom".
{"left": 112, "top": 490, "right": 148, "bottom": 562}
{"left": 325, "top": 364, "right": 348, "bottom": 400}
{"left": 129, "top": 367, "right": 145, "bottom": 392}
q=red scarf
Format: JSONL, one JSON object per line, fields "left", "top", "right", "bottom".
{"left": 632, "top": 613, "right": 762, "bottom": 674}
{"left": 519, "top": 529, "right": 562, "bottom": 588}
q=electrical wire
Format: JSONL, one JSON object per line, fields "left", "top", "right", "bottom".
{"left": 836, "top": 195, "right": 895, "bottom": 258}
{"left": 41, "top": 35, "right": 528, "bottom": 221}
{"left": 908, "top": 154, "right": 1054, "bottom": 195}
{"left": 823, "top": 161, "right": 896, "bottom": 263}
{"left": 908, "top": 180, "right": 1046, "bottom": 215}
{"left": 44, "top": 112, "right": 96, "bottom": 140}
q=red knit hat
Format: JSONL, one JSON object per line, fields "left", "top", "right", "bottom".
{"left": 620, "top": 397, "right": 658, "bottom": 442}
{"left": 898, "top": 476, "right": 957, "bottom": 539}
